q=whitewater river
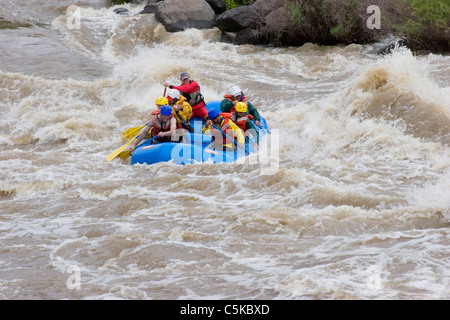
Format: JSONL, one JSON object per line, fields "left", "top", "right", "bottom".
{"left": 1, "top": 1, "right": 449, "bottom": 300}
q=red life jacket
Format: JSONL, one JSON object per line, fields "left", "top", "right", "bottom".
{"left": 152, "top": 114, "right": 173, "bottom": 141}
{"left": 222, "top": 112, "right": 254, "bottom": 131}
{"left": 152, "top": 108, "right": 183, "bottom": 128}
{"left": 233, "top": 114, "right": 250, "bottom": 131}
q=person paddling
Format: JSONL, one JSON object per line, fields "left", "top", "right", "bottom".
{"left": 166, "top": 88, "right": 194, "bottom": 133}
{"left": 164, "top": 72, "right": 209, "bottom": 122}
{"left": 150, "top": 96, "right": 169, "bottom": 117}
{"left": 129, "top": 105, "right": 177, "bottom": 153}
{"left": 202, "top": 109, "right": 245, "bottom": 152}
{"left": 220, "top": 86, "right": 261, "bottom": 127}
{"left": 230, "top": 102, "right": 259, "bottom": 147}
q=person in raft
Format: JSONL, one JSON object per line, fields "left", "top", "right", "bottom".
{"left": 202, "top": 109, "right": 245, "bottom": 152}
{"left": 220, "top": 86, "right": 261, "bottom": 127}
{"left": 150, "top": 96, "right": 169, "bottom": 117}
{"left": 166, "top": 88, "right": 194, "bottom": 133}
{"left": 129, "top": 105, "right": 177, "bottom": 153}
{"left": 164, "top": 72, "right": 209, "bottom": 122}
{"left": 229, "top": 102, "right": 259, "bottom": 147}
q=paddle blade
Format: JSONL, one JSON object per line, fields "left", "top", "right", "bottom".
{"left": 117, "top": 150, "right": 131, "bottom": 160}
{"left": 106, "top": 138, "right": 135, "bottom": 162}
{"left": 120, "top": 124, "right": 146, "bottom": 141}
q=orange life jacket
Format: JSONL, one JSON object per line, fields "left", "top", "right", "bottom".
{"left": 152, "top": 114, "right": 173, "bottom": 141}
{"left": 222, "top": 112, "right": 254, "bottom": 131}
{"left": 233, "top": 115, "right": 250, "bottom": 131}
{"left": 152, "top": 109, "right": 183, "bottom": 128}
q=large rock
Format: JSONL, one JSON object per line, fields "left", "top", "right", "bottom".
{"left": 140, "top": 4, "right": 157, "bottom": 14}
{"left": 215, "top": 0, "right": 289, "bottom": 44}
{"left": 155, "top": 0, "right": 216, "bottom": 32}
{"left": 215, "top": 6, "right": 260, "bottom": 32}
{"left": 263, "top": 6, "right": 291, "bottom": 35}
{"left": 234, "top": 28, "right": 268, "bottom": 45}
{"left": 205, "top": 0, "right": 226, "bottom": 14}
{"left": 140, "top": 1, "right": 163, "bottom": 14}
{"left": 252, "top": 0, "right": 286, "bottom": 15}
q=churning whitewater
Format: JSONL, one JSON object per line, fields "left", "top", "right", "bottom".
{"left": 0, "top": 2, "right": 449, "bottom": 299}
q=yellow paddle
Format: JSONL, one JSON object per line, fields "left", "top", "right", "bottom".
{"left": 117, "top": 150, "right": 131, "bottom": 160}
{"left": 106, "top": 136, "right": 138, "bottom": 162}
{"left": 120, "top": 123, "right": 147, "bottom": 141}
{"left": 116, "top": 133, "right": 157, "bottom": 160}
{"left": 107, "top": 127, "right": 154, "bottom": 162}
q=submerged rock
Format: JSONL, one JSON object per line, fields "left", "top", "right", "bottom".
{"left": 113, "top": 7, "right": 129, "bottom": 15}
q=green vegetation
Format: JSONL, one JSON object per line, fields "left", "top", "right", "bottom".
{"left": 286, "top": 0, "right": 370, "bottom": 45}
{"left": 398, "top": 0, "right": 449, "bottom": 50}
{"left": 225, "top": 0, "right": 250, "bottom": 10}
{"left": 407, "top": 0, "right": 449, "bottom": 30}
{"left": 283, "top": 0, "right": 449, "bottom": 52}
{"left": 225, "top": 0, "right": 251, "bottom": 10}
{"left": 370, "top": 0, "right": 449, "bottom": 52}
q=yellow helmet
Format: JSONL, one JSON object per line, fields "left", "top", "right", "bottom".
{"left": 235, "top": 102, "right": 248, "bottom": 113}
{"left": 156, "top": 97, "right": 168, "bottom": 106}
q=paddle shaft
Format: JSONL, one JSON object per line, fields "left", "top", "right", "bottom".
{"left": 106, "top": 136, "right": 137, "bottom": 161}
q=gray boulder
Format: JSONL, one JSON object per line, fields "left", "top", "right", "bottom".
{"left": 263, "top": 6, "right": 291, "bottom": 35}
{"left": 140, "top": 0, "right": 164, "bottom": 14}
{"left": 215, "top": 5, "right": 260, "bottom": 32}
{"left": 205, "top": 0, "right": 226, "bottom": 14}
{"left": 215, "top": 0, "right": 293, "bottom": 45}
{"left": 155, "top": 0, "right": 216, "bottom": 32}
{"left": 234, "top": 28, "right": 268, "bottom": 45}
{"left": 113, "top": 7, "right": 129, "bottom": 15}
{"left": 140, "top": 3, "right": 158, "bottom": 14}
{"left": 252, "top": 0, "right": 286, "bottom": 16}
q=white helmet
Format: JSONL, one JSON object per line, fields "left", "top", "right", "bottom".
{"left": 228, "top": 86, "right": 242, "bottom": 97}
{"left": 167, "top": 88, "right": 180, "bottom": 100}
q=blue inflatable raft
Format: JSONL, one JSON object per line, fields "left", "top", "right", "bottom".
{"left": 130, "top": 101, "right": 269, "bottom": 165}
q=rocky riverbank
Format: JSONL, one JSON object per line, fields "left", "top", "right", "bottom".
{"left": 116, "top": 0, "right": 449, "bottom": 54}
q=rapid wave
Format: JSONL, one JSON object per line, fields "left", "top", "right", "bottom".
{"left": 345, "top": 48, "right": 450, "bottom": 145}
